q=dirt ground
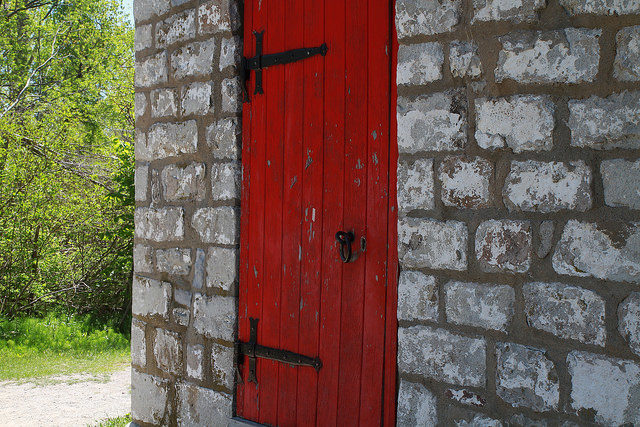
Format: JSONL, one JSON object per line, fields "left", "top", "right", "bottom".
{"left": 0, "top": 367, "right": 130, "bottom": 426}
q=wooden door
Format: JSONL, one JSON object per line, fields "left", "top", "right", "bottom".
{"left": 237, "top": 0, "right": 397, "bottom": 425}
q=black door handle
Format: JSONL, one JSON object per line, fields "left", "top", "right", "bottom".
{"left": 335, "top": 231, "right": 355, "bottom": 263}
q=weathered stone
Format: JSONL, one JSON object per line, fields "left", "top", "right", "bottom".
{"left": 193, "top": 294, "right": 236, "bottom": 341}
{"left": 397, "top": 159, "right": 435, "bottom": 213}
{"left": 619, "top": 292, "right": 640, "bottom": 357}
{"left": 174, "top": 289, "right": 192, "bottom": 307}
{"left": 206, "top": 247, "right": 238, "bottom": 291}
{"left": 397, "top": 271, "right": 438, "bottom": 322}
{"left": 220, "top": 36, "right": 241, "bottom": 71}
{"left": 439, "top": 156, "right": 493, "bottom": 209}
{"left": 170, "top": 40, "right": 216, "bottom": 80}
{"left": 134, "top": 0, "right": 170, "bottom": 22}
{"left": 135, "top": 53, "right": 168, "bottom": 88}
{"left": 155, "top": 248, "right": 192, "bottom": 275}
{"left": 151, "top": 88, "right": 177, "bottom": 118}
{"left": 395, "top": 0, "right": 461, "bottom": 38}
{"left": 475, "top": 95, "right": 554, "bottom": 152}
{"left": 496, "top": 342, "right": 559, "bottom": 412}
{"left": 495, "top": 29, "right": 601, "bottom": 83}
{"left": 161, "top": 162, "right": 206, "bottom": 202}
{"left": 139, "top": 121, "right": 198, "bottom": 161}
{"left": 135, "top": 207, "right": 184, "bottom": 242}
{"left": 211, "top": 162, "right": 240, "bottom": 200}
{"left": 537, "top": 221, "right": 554, "bottom": 259}
{"left": 134, "top": 24, "right": 153, "bottom": 52}
{"left": 509, "top": 414, "right": 550, "bottom": 427}
{"left": 523, "top": 282, "right": 606, "bottom": 346}
{"left": 397, "top": 380, "right": 437, "bottom": 427}
{"left": 135, "top": 93, "right": 147, "bottom": 120}
{"left": 134, "top": 244, "right": 153, "bottom": 273}
{"left": 397, "top": 92, "right": 467, "bottom": 153}
{"left": 154, "top": 328, "right": 182, "bottom": 375}
{"left": 476, "top": 220, "right": 531, "bottom": 273}
{"left": 135, "top": 164, "right": 148, "bottom": 202}
{"left": 453, "top": 412, "right": 503, "bottom": 426}
{"left": 398, "top": 326, "right": 486, "bottom": 386}
{"left": 560, "top": 0, "right": 640, "bottom": 15}
{"left": 449, "top": 41, "right": 482, "bottom": 79}
{"left": 567, "top": 351, "right": 640, "bottom": 425}
{"left": 131, "top": 319, "right": 146, "bottom": 367}
{"left": 187, "top": 344, "right": 203, "bottom": 380}
{"left": 131, "top": 370, "right": 169, "bottom": 425}
{"left": 198, "top": 0, "right": 240, "bottom": 34}
{"left": 192, "top": 207, "right": 238, "bottom": 244}
{"left": 176, "top": 382, "right": 232, "bottom": 426}
{"left": 601, "top": 159, "right": 640, "bottom": 209}
{"left": 445, "top": 281, "right": 515, "bottom": 332}
{"left": 473, "top": 0, "right": 545, "bottom": 22}
{"left": 503, "top": 160, "right": 592, "bottom": 213}
{"left": 173, "top": 307, "right": 190, "bottom": 326}
{"left": 398, "top": 218, "right": 467, "bottom": 271}
{"left": 397, "top": 43, "right": 444, "bottom": 85}
{"left": 445, "top": 388, "right": 486, "bottom": 408}
{"left": 193, "top": 248, "right": 206, "bottom": 289}
{"left": 553, "top": 220, "right": 640, "bottom": 283}
{"left": 568, "top": 91, "right": 640, "bottom": 150}
{"left": 211, "top": 343, "right": 234, "bottom": 389}
{"left": 181, "top": 82, "right": 212, "bottom": 116}
{"left": 155, "top": 9, "right": 196, "bottom": 48}
{"left": 615, "top": 26, "right": 640, "bottom": 81}
{"left": 207, "top": 118, "right": 241, "bottom": 159}
{"left": 221, "top": 77, "right": 242, "bottom": 113}
{"left": 131, "top": 275, "right": 171, "bottom": 319}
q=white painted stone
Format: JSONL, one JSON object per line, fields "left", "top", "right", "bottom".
{"left": 553, "top": 220, "right": 640, "bottom": 283}
{"left": 560, "top": 0, "right": 640, "bottom": 15}
{"left": 131, "top": 369, "right": 169, "bottom": 425}
{"left": 619, "top": 292, "right": 640, "bottom": 357}
{"left": 397, "top": 271, "right": 438, "bottom": 322}
{"left": 445, "top": 281, "right": 515, "bottom": 332}
{"left": 193, "top": 294, "right": 236, "bottom": 341}
{"left": 523, "top": 282, "right": 606, "bottom": 346}
{"left": 445, "top": 388, "right": 486, "bottom": 408}
{"left": 134, "top": 244, "right": 154, "bottom": 273}
{"left": 476, "top": 220, "right": 531, "bottom": 273}
{"left": 398, "top": 218, "right": 468, "bottom": 271}
{"left": 567, "top": 351, "right": 640, "bottom": 425}
{"left": 151, "top": 88, "right": 177, "bottom": 118}
{"left": 155, "top": 248, "right": 192, "bottom": 275}
{"left": 176, "top": 382, "right": 232, "bottom": 427}
{"left": 187, "top": 344, "right": 204, "bottom": 380}
{"left": 475, "top": 95, "right": 554, "bottom": 152}
{"left": 473, "top": 0, "right": 545, "bottom": 23}
{"left": 206, "top": 247, "right": 238, "bottom": 291}
{"left": 135, "top": 53, "right": 168, "bottom": 88}
{"left": 602, "top": 159, "right": 640, "bottom": 209}
{"left": 397, "top": 43, "right": 444, "bottom": 85}
{"left": 221, "top": 77, "right": 242, "bottom": 113}
{"left": 495, "top": 28, "right": 601, "bottom": 83}
{"left": 198, "top": 0, "right": 240, "bottom": 34}
{"left": 131, "top": 319, "right": 146, "bottom": 367}
{"left": 155, "top": 9, "right": 196, "bottom": 48}
{"left": 615, "top": 26, "right": 640, "bottom": 81}
{"left": 192, "top": 207, "right": 238, "bottom": 244}
{"left": 211, "top": 343, "right": 234, "bottom": 389}
{"left": 398, "top": 326, "right": 486, "bottom": 386}
{"left": 170, "top": 40, "right": 216, "bottom": 80}
{"left": 181, "top": 82, "right": 212, "bottom": 116}
{"left": 135, "top": 164, "right": 148, "bottom": 202}
{"left": 397, "top": 380, "right": 437, "bottom": 427}
{"left": 395, "top": 0, "right": 461, "bottom": 38}
{"left": 439, "top": 156, "right": 493, "bottom": 208}
{"left": 211, "top": 162, "right": 241, "bottom": 201}
{"left": 173, "top": 307, "right": 190, "bottom": 327}
{"left": 135, "top": 207, "right": 184, "bottom": 242}
{"left": 568, "top": 91, "right": 640, "bottom": 150}
{"left": 132, "top": 275, "right": 171, "bottom": 319}
{"left": 135, "top": 24, "right": 152, "bottom": 52}
{"left": 503, "top": 160, "right": 592, "bottom": 213}
{"left": 161, "top": 162, "right": 206, "bottom": 202}
{"left": 139, "top": 121, "right": 198, "bottom": 161}
{"left": 220, "top": 36, "right": 242, "bottom": 71}
{"left": 449, "top": 41, "right": 482, "bottom": 79}
{"left": 174, "top": 289, "right": 192, "bottom": 307}
{"left": 496, "top": 343, "right": 559, "bottom": 411}
{"left": 134, "top": 0, "right": 170, "bottom": 22}
{"left": 208, "top": 118, "right": 241, "bottom": 159}
{"left": 398, "top": 92, "right": 467, "bottom": 153}
{"left": 397, "top": 158, "right": 435, "bottom": 213}
{"left": 154, "top": 328, "right": 182, "bottom": 375}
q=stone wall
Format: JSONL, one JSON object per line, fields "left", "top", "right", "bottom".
{"left": 133, "top": 0, "right": 242, "bottom": 425}
{"left": 395, "top": 0, "right": 640, "bottom": 425}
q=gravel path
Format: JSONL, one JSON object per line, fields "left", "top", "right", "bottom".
{"left": 0, "top": 367, "right": 130, "bottom": 426}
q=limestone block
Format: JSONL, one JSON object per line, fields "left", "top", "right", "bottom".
{"left": 475, "top": 220, "right": 531, "bottom": 273}
{"left": 439, "top": 156, "right": 493, "bottom": 209}
{"left": 397, "top": 271, "right": 438, "bottom": 322}
{"left": 398, "top": 218, "right": 468, "bottom": 271}
{"left": 445, "top": 281, "right": 515, "bottom": 332}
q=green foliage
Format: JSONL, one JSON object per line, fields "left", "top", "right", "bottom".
{"left": 94, "top": 414, "right": 133, "bottom": 427}
{"left": 0, "top": 0, "right": 135, "bottom": 326}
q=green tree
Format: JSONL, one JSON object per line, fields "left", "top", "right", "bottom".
{"left": 0, "top": 0, "right": 134, "bottom": 327}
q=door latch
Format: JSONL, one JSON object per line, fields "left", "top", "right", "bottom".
{"left": 335, "top": 231, "right": 355, "bottom": 263}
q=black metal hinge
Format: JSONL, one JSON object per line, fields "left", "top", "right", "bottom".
{"left": 241, "top": 31, "right": 328, "bottom": 103}
{"left": 236, "top": 317, "right": 322, "bottom": 384}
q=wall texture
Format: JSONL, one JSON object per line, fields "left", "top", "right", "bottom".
{"left": 133, "top": 0, "right": 640, "bottom": 425}
{"left": 395, "top": 0, "right": 640, "bottom": 424}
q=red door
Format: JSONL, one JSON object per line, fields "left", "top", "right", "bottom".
{"left": 237, "top": 0, "right": 397, "bottom": 425}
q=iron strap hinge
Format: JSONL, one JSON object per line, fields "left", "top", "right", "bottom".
{"left": 236, "top": 317, "right": 323, "bottom": 384}
{"left": 241, "top": 30, "right": 328, "bottom": 103}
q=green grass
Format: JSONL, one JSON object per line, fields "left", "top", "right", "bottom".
{"left": 92, "top": 413, "right": 132, "bottom": 427}
{"left": 0, "top": 315, "right": 130, "bottom": 382}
